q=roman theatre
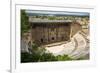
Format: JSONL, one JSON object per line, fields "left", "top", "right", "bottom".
{"left": 29, "top": 17, "right": 81, "bottom": 46}
{"left": 21, "top": 17, "right": 89, "bottom": 59}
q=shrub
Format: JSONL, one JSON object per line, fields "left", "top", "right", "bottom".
{"left": 56, "top": 55, "right": 72, "bottom": 61}
{"left": 21, "top": 52, "right": 33, "bottom": 63}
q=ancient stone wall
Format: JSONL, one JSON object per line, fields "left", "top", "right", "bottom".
{"left": 70, "top": 22, "right": 82, "bottom": 38}
{"left": 31, "top": 22, "right": 70, "bottom": 45}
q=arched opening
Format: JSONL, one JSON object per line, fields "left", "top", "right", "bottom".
{"left": 52, "top": 37, "right": 54, "bottom": 40}
{"left": 41, "top": 38, "right": 43, "bottom": 43}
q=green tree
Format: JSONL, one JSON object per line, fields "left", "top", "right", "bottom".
{"left": 21, "top": 10, "right": 30, "bottom": 36}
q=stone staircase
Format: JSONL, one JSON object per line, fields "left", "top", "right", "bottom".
{"left": 45, "top": 31, "right": 89, "bottom": 59}
{"left": 67, "top": 31, "right": 89, "bottom": 59}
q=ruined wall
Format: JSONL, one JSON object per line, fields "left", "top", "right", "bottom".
{"left": 21, "top": 30, "right": 32, "bottom": 53}
{"left": 31, "top": 22, "right": 70, "bottom": 45}
{"left": 70, "top": 22, "right": 82, "bottom": 38}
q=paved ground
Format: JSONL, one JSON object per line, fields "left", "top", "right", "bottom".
{"left": 45, "top": 31, "right": 89, "bottom": 59}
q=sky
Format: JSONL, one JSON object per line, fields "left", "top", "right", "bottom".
{"left": 25, "top": 10, "right": 89, "bottom": 16}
